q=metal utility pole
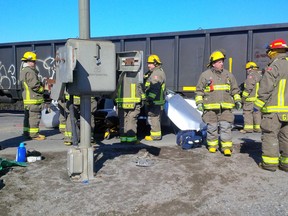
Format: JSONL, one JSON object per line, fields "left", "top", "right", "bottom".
{"left": 78, "top": 0, "right": 94, "bottom": 181}
{"left": 79, "top": 0, "right": 90, "bottom": 39}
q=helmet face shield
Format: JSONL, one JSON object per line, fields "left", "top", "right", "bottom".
{"left": 267, "top": 50, "right": 278, "bottom": 59}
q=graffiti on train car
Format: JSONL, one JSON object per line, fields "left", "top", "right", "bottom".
{"left": 0, "top": 56, "right": 56, "bottom": 91}
{"left": 0, "top": 62, "right": 16, "bottom": 89}
{"left": 36, "top": 56, "right": 56, "bottom": 82}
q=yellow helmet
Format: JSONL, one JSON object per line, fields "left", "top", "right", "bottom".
{"left": 208, "top": 50, "right": 225, "bottom": 67}
{"left": 245, "top": 61, "right": 259, "bottom": 70}
{"left": 147, "top": 54, "right": 161, "bottom": 64}
{"left": 21, "top": 51, "right": 37, "bottom": 61}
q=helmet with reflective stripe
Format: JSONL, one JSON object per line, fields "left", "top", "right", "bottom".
{"left": 245, "top": 61, "right": 259, "bottom": 70}
{"left": 147, "top": 54, "right": 161, "bottom": 64}
{"left": 21, "top": 51, "right": 37, "bottom": 61}
{"left": 208, "top": 50, "right": 225, "bottom": 67}
{"left": 266, "top": 38, "right": 288, "bottom": 50}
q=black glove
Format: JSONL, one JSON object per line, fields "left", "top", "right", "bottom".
{"left": 145, "top": 98, "right": 153, "bottom": 106}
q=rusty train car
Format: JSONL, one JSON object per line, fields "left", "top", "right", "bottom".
{"left": 0, "top": 22, "right": 288, "bottom": 102}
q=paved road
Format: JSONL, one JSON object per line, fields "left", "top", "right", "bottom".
{"left": 0, "top": 110, "right": 258, "bottom": 156}
{"left": 0, "top": 111, "right": 183, "bottom": 155}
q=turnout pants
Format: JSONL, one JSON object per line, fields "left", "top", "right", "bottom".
{"left": 23, "top": 104, "right": 42, "bottom": 138}
{"left": 202, "top": 109, "right": 234, "bottom": 151}
{"left": 58, "top": 100, "right": 68, "bottom": 134}
{"left": 261, "top": 113, "right": 288, "bottom": 171}
{"left": 64, "top": 103, "right": 80, "bottom": 143}
{"left": 243, "top": 102, "right": 261, "bottom": 132}
{"left": 146, "top": 104, "right": 162, "bottom": 140}
{"left": 118, "top": 104, "right": 141, "bottom": 143}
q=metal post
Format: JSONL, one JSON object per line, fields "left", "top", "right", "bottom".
{"left": 78, "top": 0, "right": 93, "bottom": 181}
{"left": 79, "top": 0, "right": 90, "bottom": 40}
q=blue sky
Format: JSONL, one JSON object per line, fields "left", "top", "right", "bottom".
{"left": 1, "top": 0, "right": 287, "bottom": 44}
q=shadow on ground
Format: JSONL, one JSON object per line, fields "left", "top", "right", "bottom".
{"left": 240, "top": 138, "right": 262, "bottom": 164}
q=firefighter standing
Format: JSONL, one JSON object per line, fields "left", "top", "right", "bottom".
{"left": 144, "top": 54, "right": 166, "bottom": 141}
{"left": 240, "top": 62, "right": 263, "bottom": 133}
{"left": 255, "top": 38, "right": 288, "bottom": 172}
{"left": 63, "top": 95, "right": 80, "bottom": 146}
{"left": 61, "top": 95, "right": 97, "bottom": 145}
{"left": 58, "top": 96, "right": 69, "bottom": 134}
{"left": 115, "top": 71, "right": 145, "bottom": 144}
{"left": 20, "top": 51, "right": 46, "bottom": 140}
{"left": 195, "top": 50, "right": 241, "bottom": 156}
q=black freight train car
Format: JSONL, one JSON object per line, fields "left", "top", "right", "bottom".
{"left": 0, "top": 23, "right": 288, "bottom": 102}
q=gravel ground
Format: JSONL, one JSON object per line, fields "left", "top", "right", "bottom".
{"left": 1, "top": 135, "right": 288, "bottom": 216}
{"left": 0, "top": 111, "right": 288, "bottom": 216}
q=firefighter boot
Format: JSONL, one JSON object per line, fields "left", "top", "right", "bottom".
{"left": 64, "top": 141, "right": 72, "bottom": 146}
{"left": 145, "top": 136, "right": 154, "bottom": 141}
{"left": 254, "top": 129, "right": 262, "bottom": 133}
{"left": 279, "top": 165, "right": 288, "bottom": 172}
{"left": 209, "top": 148, "right": 217, "bottom": 153}
{"left": 145, "top": 135, "right": 161, "bottom": 141}
{"left": 32, "top": 134, "right": 46, "bottom": 141}
{"left": 258, "top": 162, "right": 277, "bottom": 172}
{"left": 224, "top": 149, "right": 232, "bottom": 156}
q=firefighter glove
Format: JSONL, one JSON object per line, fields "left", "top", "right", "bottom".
{"left": 145, "top": 98, "right": 153, "bottom": 106}
{"left": 197, "top": 103, "right": 204, "bottom": 112}
{"left": 141, "top": 99, "right": 146, "bottom": 108}
{"left": 235, "top": 101, "right": 242, "bottom": 110}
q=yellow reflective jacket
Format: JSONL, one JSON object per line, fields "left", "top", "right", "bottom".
{"left": 20, "top": 66, "right": 44, "bottom": 106}
{"left": 144, "top": 66, "right": 166, "bottom": 106}
{"left": 255, "top": 54, "right": 288, "bottom": 119}
{"left": 115, "top": 72, "right": 145, "bottom": 109}
{"left": 242, "top": 69, "right": 262, "bottom": 102}
{"left": 195, "top": 68, "right": 241, "bottom": 110}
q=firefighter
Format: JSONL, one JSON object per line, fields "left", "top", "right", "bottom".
{"left": 61, "top": 94, "right": 97, "bottom": 145}
{"left": 144, "top": 54, "right": 166, "bottom": 141}
{"left": 195, "top": 50, "right": 241, "bottom": 156}
{"left": 240, "top": 62, "right": 263, "bottom": 133}
{"left": 20, "top": 51, "right": 46, "bottom": 140}
{"left": 63, "top": 95, "right": 80, "bottom": 145}
{"left": 255, "top": 38, "right": 288, "bottom": 172}
{"left": 115, "top": 70, "right": 145, "bottom": 144}
{"left": 58, "top": 97, "right": 68, "bottom": 134}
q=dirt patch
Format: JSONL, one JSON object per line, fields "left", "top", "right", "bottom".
{"left": 1, "top": 141, "right": 288, "bottom": 216}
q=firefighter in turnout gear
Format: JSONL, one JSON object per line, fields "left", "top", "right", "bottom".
{"left": 59, "top": 94, "right": 97, "bottom": 146}
{"left": 255, "top": 38, "right": 288, "bottom": 172}
{"left": 240, "top": 62, "right": 263, "bottom": 133}
{"left": 144, "top": 54, "right": 166, "bottom": 141}
{"left": 63, "top": 94, "right": 81, "bottom": 146}
{"left": 57, "top": 98, "right": 68, "bottom": 134}
{"left": 195, "top": 50, "right": 241, "bottom": 156}
{"left": 115, "top": 71, "right": 145, "bottom": 144}
{"left": 20, "top": 51, "right": 46, "bottom": 140}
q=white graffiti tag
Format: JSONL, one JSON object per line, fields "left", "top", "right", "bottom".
{"left": 37, "top": 57, "right": 56, "bottom": 82}
{"left": 0, "top": 62, "right": 16, "bottom": 89}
